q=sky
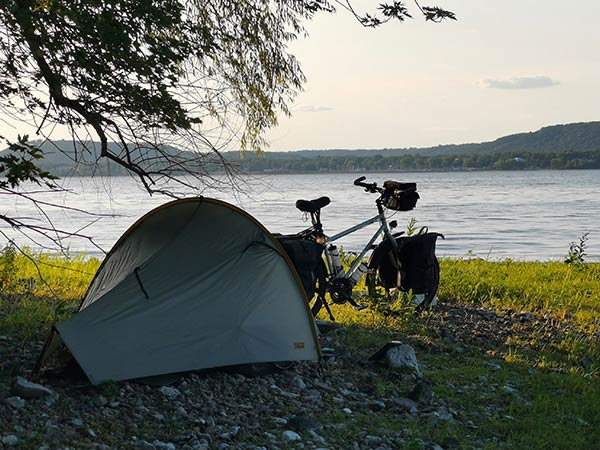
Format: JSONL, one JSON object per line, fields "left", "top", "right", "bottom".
{"left": 2, "top": 1, "right": 599, "bottom": 152}
{"left": 265, "top": 0, "right": 600, "bottom": 150}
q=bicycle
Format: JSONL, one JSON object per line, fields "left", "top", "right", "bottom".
{"left": 277, "top": 176, "right": 444, "bottom": 321}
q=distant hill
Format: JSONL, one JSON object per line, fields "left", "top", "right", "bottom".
{"left": 2, "top": 121, "right": 600, "bottom": 175}
{"left": 224, "top": 121, "right": 600, "bottom": 160}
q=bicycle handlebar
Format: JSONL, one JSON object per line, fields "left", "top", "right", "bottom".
{"left": 353, "top": 176, "right": 382, "bottom": 194}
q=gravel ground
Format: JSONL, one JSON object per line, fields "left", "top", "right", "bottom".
{"left": 1, "top": 302, "right": 593, "bottom": 450}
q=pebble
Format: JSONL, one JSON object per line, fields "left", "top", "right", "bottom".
{"left": 1, "top": 435, "right": 19, "bottom": 447}
{"left": 5, "top": 396, "right": 25, "bottom": 409}
{"left": 365, "top": 435, "right": 382, "bottom": 446}
{"left": 282, "top": 430, "right": 302, "bottom": 442}
{"left": 290, "top": 375, "right": 307, "bottom": 390}
{"left": 159, "top": 386, "right": 181, "bottom": 399}
{"left": 342, "top": 407, "right": 353, "bottom": 415}
{"left": 367, "top": 400, "right": 386, "bottom": 412}
{"left": 12, "top": 376, "right": 55, "bottom": 398}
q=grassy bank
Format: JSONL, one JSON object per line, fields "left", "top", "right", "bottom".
{"left": 1, "top": 248, "right": 599, "bottom": 448}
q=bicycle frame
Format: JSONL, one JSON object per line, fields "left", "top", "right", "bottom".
{"left": 312, "top": 201, "right": 399, "bottom": 282}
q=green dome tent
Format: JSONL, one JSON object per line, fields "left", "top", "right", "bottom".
{"left": 36, "top": 198, "right": 320, "bottom": 384}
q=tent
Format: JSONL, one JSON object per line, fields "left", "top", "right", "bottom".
{"left": 36, "top": 197, "right": 320, "bottom": 384}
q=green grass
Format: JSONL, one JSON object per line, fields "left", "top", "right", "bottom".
{"left": 438, "top": 258, "right": 600, "bottom": 328}
{"left": 1, "top": 248, "right": 599, "bottom": 448}
{"left": 0, "top": 246, "right": 100, "bottom": 338}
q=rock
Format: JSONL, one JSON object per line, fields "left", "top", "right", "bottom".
{"left": 5, "top": 396, "right": 25, "bottom": 409}
{"left": 365, "top": 435, "right": 382, "bottom": 446}
{"left": 407, "top": 381, "right": 433, "bottom": 405}
{"left": 303, "top": 389, "right": 322, "bottom": 401}
{"left": 308, "top": 430, "right": 326, "bottom": 444}
{"left": 282, "top": 430, "right": 302, "bottom": 442}
{"left": 367, "top": 400, "right": 386, "bottom": 412}
{"left": 442, "top": 437, "right": 461, "bottom": 448}
{"left": 391, "top": 397, "right": 418, "bottom": 414}
{"left": 137, "top": 441, "right": 156, "bottom": 450}
{"left": 273, "top": 417, "right": 288, "bottom": 426}
{"left": 1, "top": 435, "right": 19, "bottom": 447}
{"left": 484, "top": 361, "right": 502, "bottom": 370}
{"left": 341, "top": 407, "right": 352, "bottom": 415}
{"left": 159, "top": 386, "right": 181, "bottom": 399}
{"left": 384, "top": 345, "right": 420, "bottom": 374}
{"left": 288, "top": 414, "right": 321, "bottom": 432}
{"left": 70, "top": 418, "right": 84, "bottom": 427}
{"left": 12, "top": 376, "right": 55, "bottom": 398}
{"left": 576, "top": 417, "right": 591, "bottom": 427}
{"left": 290, "top": 375, "right": 307, "bottom": 390}
{"left": 429, "top": 406, "right": 454, "bottom": 425}
{"left": 152, "top": 440, "right": 176, "bottom": 450}
{"left": 316, "top": 320, "right": 341, "bottom": 334}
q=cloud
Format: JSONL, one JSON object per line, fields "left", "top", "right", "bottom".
{"left": 479, "top": 76, "right": 559, "bottom": 90}
{"left": 295, "top": 105, "right": 334, "bottom": 113}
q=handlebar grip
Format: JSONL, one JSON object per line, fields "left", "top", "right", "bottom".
{"left": 354, "top": 176, "right": 366, "bottom": 185}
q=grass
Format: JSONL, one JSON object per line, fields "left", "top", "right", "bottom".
{"left": 437, "top": 258, "right": 600, "bottom": 328}
{"left": 1, "top": 247, "right": 599, "bottom": 448}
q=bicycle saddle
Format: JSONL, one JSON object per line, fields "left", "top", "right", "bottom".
{"left": 295, "top": 196, "right": 330, "bottom": 213}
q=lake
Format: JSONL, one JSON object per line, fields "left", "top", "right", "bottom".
{"left": 2, "top": 170, "right": 599, "bottom": 261}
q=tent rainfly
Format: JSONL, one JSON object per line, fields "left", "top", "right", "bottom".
{"left": 36, "top": 198, "right": 321, "bottom": 384}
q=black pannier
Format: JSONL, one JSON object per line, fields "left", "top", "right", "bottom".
{"left": 395, "top": 232, "right": 443, "bottom": 295}
{"left": 371, "top": 230, "right": 443, "bottom": 306}
{"left": 381, "top": 180, "right": 420, "bottom": 211}
{"left": 277, "top": 238, "right": 325, "bottom": 299}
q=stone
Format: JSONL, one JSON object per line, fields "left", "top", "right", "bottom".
{"left": 288, "top": 415, "right": 321, "bottom": 432}
{"left": 429, "top": 406, "right": 454, "bottom": 425}
{"left": 5, "top": 396, "right": 25, "bottom": 409}
{"left": 341, "top": 407, "right": 352, "bottom": 415}
{"left": 137, "top": 441, "right": 156, "bottom": 450}
{"left": 384, "top": 345, "right": 420, "bottom": 374}
{"left": 151, "top": 440, "right": 176, "bottom": 450}
{"left": 485, "top": 361, "right": 502, "bottom": 370}
{"left": 309, "top": 430, "right": 326, "bottom": 444}
{"left": 70, "top": 418, "right": 84, "bottom": 427}
{"left": 407, "top": 381, "right": 433, "bottom": 405}
{"left": 282, "top": 430, "right": 302, "bottom": 442}
{"left": 290, "top": 375, "right": 307, "bottom": 390}
{"left": 12, "top": 376, "right": 55, "bottom": 399}
{"left": 1, "top": 435, "right": 19, "bottom": 447}
{"left": 365, "top": 435, "right": 382, "bottom": 446}
{"left": 367, "top": 400, "right": 386, "bottom": 412}
{"left": 159, "top": 386, "right": 181, "bottom": 399}
{"left": 391, "top": 397, "right": 418, "bottom": 414}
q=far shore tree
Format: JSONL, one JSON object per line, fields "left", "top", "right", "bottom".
{"left": 0, "top": 0, "right": 455, "bottom": 250}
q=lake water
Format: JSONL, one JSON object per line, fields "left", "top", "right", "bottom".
{"left": 2, "top": 170, "right": 599, "bottom": 261}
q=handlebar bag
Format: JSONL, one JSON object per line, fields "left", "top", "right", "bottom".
{"left": 381, "top": 180, "right": 420, "bottom": 211}
{"left": 277, "top": 238, "right": 325, "bottom": 300}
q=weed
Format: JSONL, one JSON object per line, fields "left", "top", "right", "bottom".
{"left": 564, "top": 232, "right": 590, "bottom": 265}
